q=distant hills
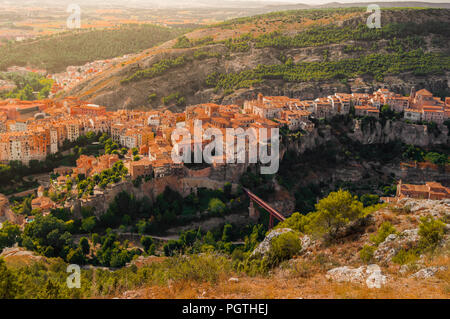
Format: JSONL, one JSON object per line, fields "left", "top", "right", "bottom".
{"left": 268, "top": 1, "right": 450, "bottom": 9}
{"left": 2, "top": 0, "right": 450, "bottom": 9}
{"left": 64, "top": 8, "right": 450, "bottom": 110}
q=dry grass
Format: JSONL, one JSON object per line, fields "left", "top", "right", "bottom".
{"left": 117, "top": 268, "right": 449, "bottom": 299}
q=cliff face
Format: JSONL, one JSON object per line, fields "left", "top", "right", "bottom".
{"left": 349, "top": 120, "right": 449, "bottom": 147}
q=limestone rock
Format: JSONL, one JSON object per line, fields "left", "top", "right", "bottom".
{"left": 326, "top": 264, "right": 387, "bottom": 288}
{"left": 410, "top": 266, "right": 447, "bottom": 279}
{"left": 374, "top": 229, "right": 420, "bottom": 264}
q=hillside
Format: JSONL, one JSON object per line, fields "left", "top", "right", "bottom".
{"left": 0, "top": 24, "right": 186, "bottom": 73}
{"left": 64, "top": 8, "right": 450, "bottom": 111}
{"left": 1, "top": 197, "right": 448, "bottom": 299}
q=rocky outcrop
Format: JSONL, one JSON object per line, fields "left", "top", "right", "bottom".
{"left": 349, "top": 120, "right": 449, "bottom": 147}
{"left": 374, "top": 229, "right": 420, "bottom": 264}
{"left": 326, "top": 264, "right": 387, "bottom": 288}
{"left": 396, "top": 198, "right": 450, "bottom": 220}
{"left": 410, "top": 266, "right": 447, "bottom": 279}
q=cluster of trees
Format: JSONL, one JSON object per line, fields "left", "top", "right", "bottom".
{"left": 77, "top": 160, "right": 128, "bottom": 197}
{"left": 17, "top": 213, "right": 139, "bottom": 268}
{"left": 206, "top": 49, "right": 449, "bottom": 92}
{"left": 161, "top": 92, "right": 186, "bottom": 107}
{"left": 173, "top": 35, "right": 214, "bottom": 48}
{"left": 121, "top": 56, "right": 187, "bottom": 84}
{"left": 0, "top": 24, "right": 184, "bottom": 73}
{"left": 221, "top": 34, "right": 252, "bottom": 52}
{"left": 162, "top": 224, "right": 237, "bottom": 256}
{"left": 217, "top": 7, "right": 366, "bottom": 28}
{"left": 402, "top": 145, "right": 449, "bottom": 165}
{"left": 252, "top": 21, "right": 448, "bottom": 50}
{"left": 0, "top": 72, "right": 53, "bottom": 100}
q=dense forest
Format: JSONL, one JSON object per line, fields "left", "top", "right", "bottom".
{"left": 0, "top": 24, "right": 187, "bottom": 73}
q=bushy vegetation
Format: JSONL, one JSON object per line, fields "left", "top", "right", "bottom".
{"left": 359, "top": 244, "right": 376, "bottom": 264}
{"left": 253, "top": 21, "right": 448, "bottom": 49}
{"left": 370, "top": 221, "right": 397, "bottom": 246}
{"left": 206, "top": 49, "right": 449, "bottom": 92}
{"left": 402, "top": 144, "right": 449, "bottom": 165}
{"left": 161, "top": 92, "right": 186, "bottom": 107}
{"left": 0, "top": 24, "right": 185, "bottom": 72}
{"left": 173, "top": 35, "right": 214, "bottom": 48}
{"left": 121, "top": 56, "right": 187, "bottom": 84}
{"left": 392, "top": 216, "right": 446, "bottom": 265}
{"left": 0, "top": 72, "right": 53, "bottom": 100}
{"left": 418, "top": 216, "right": 446, "bottom": 250}
{"left": 266, "top": 231, "right": 302, "bottom": 268}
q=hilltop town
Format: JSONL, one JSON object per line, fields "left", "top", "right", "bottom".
{"left": 1, "top": 87, "right": 449, "bottom": 165}
{"left": 0, "top": 86, "right": 448, "bottom": 226}
{"left": 0, "top": 4, "right": 449, "bottom": 302}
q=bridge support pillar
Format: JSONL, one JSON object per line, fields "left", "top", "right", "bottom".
{"left": 249, "top": 200, "right": 259, "bottom": 221}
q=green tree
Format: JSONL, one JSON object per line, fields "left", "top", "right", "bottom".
{"left": 308, "top": 189, "right": 365, "bottom": 238}
{"left": 140, "top": 236, "right": 154, "bottom": 254}
{"left": 360, "top": 194, "right": 379, "bottom": 207}
{"left": 0, "top": 221, "right": 21, "bottom": 250}
{"left": 81, "top": 216, "right": 96, "bottom": 233}
{"left": 208, "top": 198, "right": 226, "bottom": 214}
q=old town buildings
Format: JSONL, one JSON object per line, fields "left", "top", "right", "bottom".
{"left": 396, "top": 180, "right": 450, "bottom": 200}
{"left": 0, "top": 87, "right": 448, "bottom": 167}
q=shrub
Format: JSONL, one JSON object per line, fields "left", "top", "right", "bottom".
{"left": 359, "top": 244, "right": 376, "bottom": 263}
{"left": 418, "top": 216, "right": 446, "bottom": 249}
{"left": 208, "top": 198, "right": 226, "bottom": 214}
{"left": 266, "top": 231, "right": 302, "bottom": 267}
{"left": 392, "top": 248, "right": 420, "bottom": 265}
{"left": 370, "top": 221, "right": 397, "bottom": 246}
